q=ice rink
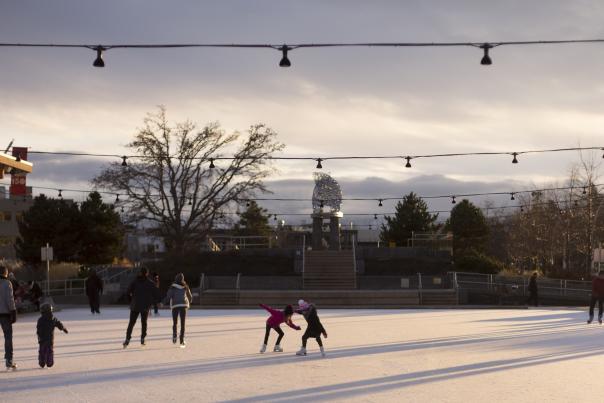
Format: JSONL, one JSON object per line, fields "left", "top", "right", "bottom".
{"left": 1, "top": 307, "right": 602, "bottom": 402}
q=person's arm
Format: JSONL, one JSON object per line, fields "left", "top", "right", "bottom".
{"left": 259, "top": 304, "right": 279, "bottom": 316}
{"left": 286, "top": 318, "right": 301, "bottom": 330}
{"left": 162, "top": 287, "right": 173, "bottom": 306}
{"left": 126, "top": 280, "right": 135, "bottom": 301}
{"left": 54, "top": 318, "right": 68, "bottom": 334}
{"left": 186, "top": 286, "right": 193, "bottom": 304}
{"left": 36, "top": 318, "right": 42, "bottom": 342}
{"left": 99, "top": 278, "right": 104, "bottom": 295}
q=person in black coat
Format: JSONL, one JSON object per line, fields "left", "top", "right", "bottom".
{"left": 28, "top": 281, "right": 43, "bottom": 311}
{"left": 37, "top": 302, "right": 68, "bottom": 368}
{"left": 295, "top": 300, "right": 328, "bottom": 357}
{"left": 123, "top": 267, "right": 161, "bottom": 348}
{"left": 85, "top": 271, "right": 104, "bottom": 314}
{"left": 527, "top": 272, "right": 539, "bottom": 307}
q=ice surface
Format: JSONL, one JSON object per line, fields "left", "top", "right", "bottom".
{"left": 1, "top": 307, "right": 602, "bottom": 402}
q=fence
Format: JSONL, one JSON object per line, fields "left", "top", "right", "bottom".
{"left": 40, "top": 279, "right": 86, "bottom": 297}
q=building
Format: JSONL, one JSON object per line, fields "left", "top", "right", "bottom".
{"left": 0, "top": 186, "right": 34, "bottom": 259}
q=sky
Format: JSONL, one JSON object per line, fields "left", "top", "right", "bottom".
{"left": 1, "top": 1, "right": 603, "bottom": 225}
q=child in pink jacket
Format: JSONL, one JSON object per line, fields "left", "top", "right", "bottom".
{"left": 259, "top": 304, "right": 300, "bottom": 353}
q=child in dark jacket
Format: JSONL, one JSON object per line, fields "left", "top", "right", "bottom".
{"left": 259, "top": 304, "right": 300, "bottom": 353}
{"left": 37, "top": 302, "right": 68, "bottom": 368}
{"left": 295, "top": 299, "right": 327, "bottom": 357}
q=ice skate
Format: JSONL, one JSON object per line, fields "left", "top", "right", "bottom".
{"left": 296, "top": 347, "right": 307, "bottom": 356}
{"left": 122, "top": 339, "right": 130, "bottom": 349}
{"left": 5, "top": 362, "right": 17, "bottom": 371}
{"left": 180, "top": 341, "right": 186, "bottom": 349}
{"left": 273, "top": 344, "right": 283, "bottom": 352}
{"left": 259, "top": 344, "right": 267, "bottom": 353}
{"left": 173, "top": 336, "right": 177, "bottom": 344}
{"left": 320, "top": 346, "right": 326, "bottom": 357}
{"left": 140, "top": 338, "right": 146, "bottom": 346}
{"left": 588, "top": 316, "right": 594, "bottom": 324}
{"left": 599, "top": 316, "right": 603, "bottom": 325}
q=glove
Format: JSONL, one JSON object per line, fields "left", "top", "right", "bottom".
{"left": 295, "top": 326, "right": 301, "bottom": 331}
{"left": 10, "top": 310, "right": 16, "bottom": 324}
{"left": 63, "top": 328, "right": 69, "bottom": 334}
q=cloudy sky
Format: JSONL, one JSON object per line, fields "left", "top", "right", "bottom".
{"left": 1, "top": 1, "right": 603, "bottom": 224}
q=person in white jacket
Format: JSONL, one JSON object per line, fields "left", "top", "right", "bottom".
{"left": 163, "top": 273, "right": 192, "bottom": 347}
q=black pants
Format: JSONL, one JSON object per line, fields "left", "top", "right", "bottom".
{"left": 153, "top": 304, "right": 159, "bottom": 315}
{"left": 126, "top": 310, "right": 149, "bottom": 342}
{"left": 263, "top": 324, "right": 284, "bottom": 345}
{"left": 589, "top": 297, "right": 604, "bottom": 318}
{"left": 172, "top": 307, "right": 187, "bottom": 343}
{"left": 0, "top": 316, "right": 12, "bottom": 363}
{"left": 301, "top": 329, "right": 323, "bottom": 348}
{"left": 88, "top": 292, "right": 101, "bottom": 313}
{"left": 527, "top": 291, "right": 538, "bottom": 307}
{"left": 38, "top": 342, "right": 54, "bottom": 368}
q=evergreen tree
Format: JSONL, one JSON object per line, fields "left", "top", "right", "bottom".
{"left": 78, "top": 192, "right": 124, "bottom": 264}
{"left": 380, "top": 192, "right": 438, "bottom": 246}
{"left": 447, "top": 199, "right": 489, "bottom": 256}
{"left": 235, "top": 200, "right": 271, "bottom": 236}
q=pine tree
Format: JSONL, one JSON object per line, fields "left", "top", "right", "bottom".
{"left": 235, "top": 200, "right": 271, "bottom": 236}
{"left": 380, "top": 192, "right": 438, "bottom": 246}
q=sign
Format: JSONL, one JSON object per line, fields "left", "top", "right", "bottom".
{"left": 41, "top": 246, "right": 53, "bottom": 261}
{"left": 10, "top": 147, "right": 28, "bottom": 196}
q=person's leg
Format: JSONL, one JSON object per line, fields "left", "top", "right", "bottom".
{"left": 315, "top": 336, "right": 323, "bottom": 347}
{"left": 263, "top": 324, "right": 271, "bottom": 345}
{"left": 0, "top": 317, "right": 13, "bottom": 365}
{"left": 301, "top": 330, "right": 311, "bottom": 348}
{"left": 275, "top": 326, "right": 284, "bottom": 346}
{"left": 179, "top": 308, "right": 186, "bottom": 343}
{"left": 94, "top": 292, "right": 101, "bottom": 313}
{"left": 46, "top": 344, "right": 54, "bottom": 368}
{"left": 89, "top": 296, "right": 95, "bottom": 313}
{"left": 172, "top": 308, "right": 178, "bottom": 340}
{"left": 154, "top": 303, "right": 159, "bottom": 315}
{"left": 126, "top": 310, "right": 139, "bottom": 341}
{"left": 589, "top": 296, "right": 596, "bottom": 319}
{"left": 534, "top": 291, "right": 539, "bottom": 307}
{"left": 38, "top": 344, "right": 45, "bottom": 368}
{"left": 598, "top": 298, "right": 603, "bottom": 320}
{"left": 140, "top": 310, "right": 149, "bottom": 342}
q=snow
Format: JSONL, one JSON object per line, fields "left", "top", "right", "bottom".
{"left": 2, "top": 307, "right": 603, "bottom": 402}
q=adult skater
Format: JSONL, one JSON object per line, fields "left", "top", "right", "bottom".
{"left": 588, "top": 269, "right": 604, "bottom": 324}
{"left": 123, "top": 267, "right": 161, "bottom": 348}
{"left": 0, "top": 266, "right": 17, "bottom": 370}
{"left": 85, "top": 271, "right": 104, "bottom": 314}
{"left": 163, "top": 273, "right": 192, "bottom": 347}
{"left": 295, "top": 299, "right": 328, "bottom": 357}
{"left": 27, "top": 280, "right": 43, "bottom": 311}
{"left": 527, "top": 272, "right": 539, "bottom": 307}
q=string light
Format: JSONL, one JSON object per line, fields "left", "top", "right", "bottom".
{"left": 3, "top": 38, "right": 604, "bottom": 68}
{"left": 405, "top": 156, "right": 412, "bottom": 168}
{"left": 58, "top": 189, "right": 62, "bottom": 199}
{"left": 209, "top": 158, "right": 215, "bottom": 169}
{"left": 510, "top": 193, "right": 515, "bottom": 201}
{"left": 378, "top": 199, "right": 383, "bottom": 207}
{"left": 93, "top": 46, "right": 105, "bottom": 67}
{"left": 319, "top": 200, "right": 324, "bottom": 208}
{"left": 479, "top": 43, "right": 493, "bottom": 65}
{"left": 188, "top": 198, "right": 192, "bottom": 206}
{"left": 316, "top": 158, "right": 323, "bottom": 169}
{"left": 512, "top": 152, "right": 519, "bottom": 164}
{"left": 451, "top": 196, "right": 456, "bottom": 204}
{"left": 115, "top": 194, "right": 120, "bottom": 203}
{"left": 279, "top": 45, "right": 291, "bottom": 67}
{"left": 121, "top": 156, "right": 128, "bottom": 167}
{"left": 246, "top": 200, "right": 251, "bottom": 207}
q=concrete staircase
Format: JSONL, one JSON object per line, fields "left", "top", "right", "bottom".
{"left": 303, "top": 250, "right": 356, "bottom": 290}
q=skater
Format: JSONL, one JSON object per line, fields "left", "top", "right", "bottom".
{"left": 588, "top": 269, "right": 604, "bottom": 324}
{"left": 152, "top": 272, "right": 160, "bottom": 316}
{"left": 85, "top": 271, "right": 104, "bottom": 314}
{"left": 527, "top": 272, "right": 539, "bottom": 307}
{"left": 259, "top": 303, "right": 300, "bottom": 353}
{"left": 123, "top": 267, "right": 161, "bottom": 348}
{"left": 295, "top": 299, "right": 328, "bottom": 357}
{"left": 163, "top": 273, "right": 192, "bottom": 347}
{"left": 0, "top": 266, "right": 17, "bottom": 370}
{"left": 37, "top": 301, "right": 68, "bottom": 368}
{"left": 27, "top": 280, "right": 43, "bottom": 311}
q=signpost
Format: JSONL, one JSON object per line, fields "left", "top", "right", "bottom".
{"left": 41, "top": 243, "right": 53, "bottom": 296}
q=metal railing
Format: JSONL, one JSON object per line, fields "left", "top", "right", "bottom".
{"left": 40, "top": 279, "right": 86, "bottom": 296}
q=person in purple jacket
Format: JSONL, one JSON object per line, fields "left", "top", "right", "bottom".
{"left": 259, "top": 304, "right": 300, "bottom": 353}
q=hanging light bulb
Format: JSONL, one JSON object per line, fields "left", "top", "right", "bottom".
{"left": 378, "top": 199, "right": 383, "bottom": 207}
{"left": 279, "top": 45, "right": 291, "bottom": 67}
{"left": 480, "top": 43, "right": 493, "bottom": 65}
{"left": 246, "top": 200, "right": 251, "bottom": 208}
{"left": 115, "top": 194, "right": 120, "bottom": 203}
{"left": 58, "top": 189, "right": 63, "bottom": 199}
{"left": 121, "top": 206, "right": 124, "bottom": 213}
{"left": 574, "top": 199, "right": 579, "bottom": 207}
{"left": 374, "top": 214, "right": 378, "bottom": 220}
{"left": 405, "top": 156, "right": 412, "bottom": 168}
{"left": 316, "top": 158, "right": 323, "bottom": 169}
{"left": 274, "top": 214, "right": 278, "bottom": 221}
{"left": 209, "top": 158, "right": 215, "bottom": 169}
{"left": 93, "top": 46, "right": 105, "bottom": 68}
{"left": 583, "top": 187, "right": 587, "bottom": 195}
{"left": 512, "top": 152, "right": 519, "bottom": 164}
{"left": 319, "top": 200, "right": 324, "bottom": 208}
{"left": 121, "top": 156, "right": 128, "bottom": 167}
{"left": 451, "top": 196, "right": 456, "bottom": 204}
{"left": 188, "top": 198, "right": 192, "bottom": 206}
{"left": 510, "top": 193, "right": 515, "bottom": 201}
{"left": 520, "top": 206, "right": 524, "bottom": 213}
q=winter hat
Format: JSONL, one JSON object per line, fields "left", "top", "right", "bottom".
{"left": 284, "top": 305, "right": 294, "bottom": 316}
{"left": 298, "top": 299, "right": 309, "bottom": 310}
{"left": 40, "top": 302, "right": 53, "bottom": 313}
{"left": 175, "top": 273, "right": 185, "bottom": 284}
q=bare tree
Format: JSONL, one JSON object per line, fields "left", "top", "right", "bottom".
{"left": 93, "top": 107, "right": 284, "bottom": 253}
